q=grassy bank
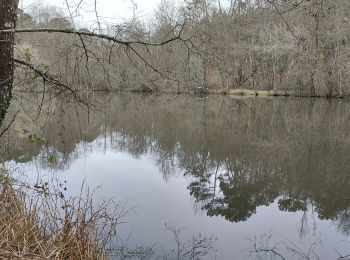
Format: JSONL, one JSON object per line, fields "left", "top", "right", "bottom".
{"left": 0, "top": 177, "right": 117, "bottom": 260}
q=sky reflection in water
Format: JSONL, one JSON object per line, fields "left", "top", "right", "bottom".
{"left": 2, "top": 93, "right": 350, "bottom": 259}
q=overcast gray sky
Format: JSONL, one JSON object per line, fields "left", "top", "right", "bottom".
{"left": 20, "top": 0, "right": 165, "bottom": 27}
{"left": 20, "top": 0, "right": 230, "bottom": 29}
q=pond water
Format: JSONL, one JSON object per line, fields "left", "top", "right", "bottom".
{"left": 2, "top": 93, "right": 350, "bottom": 259}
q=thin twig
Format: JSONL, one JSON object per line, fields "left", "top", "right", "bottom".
{"left": 0, "top": 110, "right": 20, "bottom": 138}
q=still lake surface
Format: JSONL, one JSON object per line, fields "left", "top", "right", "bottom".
{"left": 2, "top": 93, "right": 350, "bottom": 259}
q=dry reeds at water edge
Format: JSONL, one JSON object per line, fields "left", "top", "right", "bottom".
{"left": 0, "top": 177, "right": 121, "bottom": 260}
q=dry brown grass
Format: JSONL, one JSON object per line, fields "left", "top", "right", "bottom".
{"left": 0, "top": 179, "right": 119, "bottom": 260}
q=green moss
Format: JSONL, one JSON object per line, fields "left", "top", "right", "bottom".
{"left": 0, "top": 87, "right": 12, "bottom": 125}
{"left": 256, "top": 90, "right": 270, "bottom": 96}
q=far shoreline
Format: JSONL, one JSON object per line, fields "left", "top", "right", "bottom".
{"left": 13, "top": 87, "right": 349, "bottom": 100}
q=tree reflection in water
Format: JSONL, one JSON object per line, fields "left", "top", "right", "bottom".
{"left": 2, "top": 93, "right": 350, "bottom": 237}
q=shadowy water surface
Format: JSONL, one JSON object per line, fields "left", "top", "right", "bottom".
{"left": 2, "top": 93, "right": 350, "bottom": 259}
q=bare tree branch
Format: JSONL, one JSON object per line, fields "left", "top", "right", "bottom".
{"left": 13, "top": 58, "right": 89, "bottom": 107}
{"left": 0, "top": 26, "right": 185, "bottom": 47}
{"left": 0, "top": 109, "right": 19, "bottom": 138}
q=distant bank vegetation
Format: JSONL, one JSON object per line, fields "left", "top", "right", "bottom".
{"left": 14, "top": 0, "right": 350, "bottom": 97}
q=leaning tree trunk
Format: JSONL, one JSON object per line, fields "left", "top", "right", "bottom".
{"left": 0, "top": 0, "right": 19, "bottom": 123}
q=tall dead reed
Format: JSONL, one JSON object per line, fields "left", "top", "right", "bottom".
{"left": 0, "top": 177, "right": 120, "bottom": 260}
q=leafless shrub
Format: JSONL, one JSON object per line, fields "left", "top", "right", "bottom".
{"left": 158, "top": 222, "right": 217, "bottom": 260}
{"left": 247, "top": 233, "right": 328, "bottom": 260}
{"left": 0, "top": 171, "right": 122, "bottom": 259}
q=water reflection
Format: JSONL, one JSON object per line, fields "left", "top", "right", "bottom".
{"left": 2, "top": 93, "right": 350, "bottom": 250}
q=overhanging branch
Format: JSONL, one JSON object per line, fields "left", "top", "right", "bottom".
{"left": 2, "top": 23, "right": 188, "bottom": 85}
{"left": 0, "top": 26, "right": 185, "bottom": 47}
{"left": 14, "top": 58, "right": 89, "bottom": 107}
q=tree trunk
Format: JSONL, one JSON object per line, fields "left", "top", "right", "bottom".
{"left": 0, "top": 0, "right": 19, "bottom": 122}
{"left": 310, "top": 0, "right": 320, "bottom": 97}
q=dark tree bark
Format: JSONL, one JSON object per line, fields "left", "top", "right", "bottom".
{"left": 0, "top": 0, "right": 19, "bottom": 123}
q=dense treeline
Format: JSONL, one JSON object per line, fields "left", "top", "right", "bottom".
{"left": 13, "top": 0, "right": 350, "bottom": 96}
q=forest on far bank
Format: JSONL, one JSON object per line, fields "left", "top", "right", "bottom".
{"left": 11, "top": 0, "right": 350, "bottom": 97}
